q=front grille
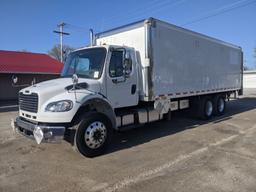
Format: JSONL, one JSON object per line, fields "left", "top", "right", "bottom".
{"left": 19, "top": 92, "right": 38, "bottom": 113}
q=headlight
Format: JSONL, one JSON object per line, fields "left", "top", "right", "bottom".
{"left": 45, "top": 100, "right": 73, "bottom": 112}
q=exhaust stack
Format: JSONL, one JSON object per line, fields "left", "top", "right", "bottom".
{"left": 89, "top": 29, "right": 94, "bottom": 46}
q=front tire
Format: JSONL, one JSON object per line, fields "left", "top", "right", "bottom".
{"left": 74, "top": 113, "right": 113, "bottom": 157}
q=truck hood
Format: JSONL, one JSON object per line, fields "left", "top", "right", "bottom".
{"left": 20, "top": 78, "right": 101, "bottom": 108}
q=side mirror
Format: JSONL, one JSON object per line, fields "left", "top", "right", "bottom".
{"left": 124, "top": 58, "right": 132, "bottom": 77}
{"left": 12, "top": 75, "right": 18, "bottom": 84}
{"left": 72, "top": 74, "right": 78, "bottom": 84}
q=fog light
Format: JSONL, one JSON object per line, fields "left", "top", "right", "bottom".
{"left": 33, "top": 126, "right": 44, "bottom": 144}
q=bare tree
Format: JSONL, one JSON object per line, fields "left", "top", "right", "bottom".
{"left": 18, "top": 49, "right": 29, "bottom": 52}
{"left": 243, "top": 65, "right": 250, "bottom": 71}
{"left": 253, "top": 47, "right": 256, "bottom": 69}
{"left": 48, "top": 44, "right": 75, "bottom": 62}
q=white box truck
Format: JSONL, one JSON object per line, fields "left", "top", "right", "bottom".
{"left": 13, "top": 18, "right": 243, "bottom": 157}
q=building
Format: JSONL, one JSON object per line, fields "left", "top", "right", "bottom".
{"left": 243, "top": 70, "right": 256, "bottom": 89}
{"left": 0, "top": 50, "right": 63, "bottom": 101}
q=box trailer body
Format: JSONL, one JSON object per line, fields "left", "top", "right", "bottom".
{"left": 96, "top": 18, "right": 243, "bottom": 101}
{"left": 13, "top": 18, "right": 243, "bottom": 157}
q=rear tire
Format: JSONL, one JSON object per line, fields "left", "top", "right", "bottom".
{"left": 213, "top": 95, "right": 226, "bottom": 116}
{"left": 73, "top": 113, "right": 113, "bottom": 157}
{"left": 199, "top": 97, "right": 213, "bottom": 120}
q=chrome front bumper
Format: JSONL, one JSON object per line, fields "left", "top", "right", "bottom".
{"left": 13, "top": 117, "right": 65, "bottom": 144}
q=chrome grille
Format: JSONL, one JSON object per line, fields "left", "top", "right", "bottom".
{"left": 19, "top": 93, "right": 38, "bottom": 113}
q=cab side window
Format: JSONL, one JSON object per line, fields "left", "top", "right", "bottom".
{"left": 109, "top": 51, "right": 123, "bottom": 77}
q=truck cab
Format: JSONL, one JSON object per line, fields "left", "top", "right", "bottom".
{"left": 15, "top": 45, "right": 140, "bottom": 157}
{"left": 61, "top": 45, "right": 139, "bottom": 108}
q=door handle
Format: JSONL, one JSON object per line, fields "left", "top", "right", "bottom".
{"left": 131, "top": 84, "right": 136, "bottom": 95}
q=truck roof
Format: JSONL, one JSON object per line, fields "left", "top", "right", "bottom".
{"left": 95, "top": 17, "right": 241, "bottom": 50}
{"left": 72, "top": 45, "right": 110, "bottom": 52}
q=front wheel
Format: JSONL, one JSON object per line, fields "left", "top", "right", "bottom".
{"left": 73, "top": 113, "right": 113, "bottom": 157}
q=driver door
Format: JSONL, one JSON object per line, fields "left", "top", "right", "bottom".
{"left": 106, "top": 49, "right": 138, "bottom": 108}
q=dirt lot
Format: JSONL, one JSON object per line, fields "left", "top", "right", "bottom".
{"left": 0, "top": 89, "right": 256, "bottom": 192}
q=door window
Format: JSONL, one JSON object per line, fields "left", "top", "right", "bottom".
{"left": 109, "top": 51, "right": 124, "bottom": 77}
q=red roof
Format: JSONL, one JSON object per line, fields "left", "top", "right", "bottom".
{"left": 0, "top": 50, "right": 63, "bottom": 74}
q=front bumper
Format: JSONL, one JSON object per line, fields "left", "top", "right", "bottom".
{"left": 13, "top": 117, "right": 65, "bottom": 144}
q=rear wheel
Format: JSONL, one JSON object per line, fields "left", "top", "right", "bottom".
{"left": 73, "top": 113, "right": 113, "bottom": 157}
{"left": 199, "top": 97, "right": 213, "bottom": 120}
{"left": 213, "top": 95, "right": 226, "bottom": 116}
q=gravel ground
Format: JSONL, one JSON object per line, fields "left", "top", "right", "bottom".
{"left": 0, "top": 89, "right": 256, "bottom": 192}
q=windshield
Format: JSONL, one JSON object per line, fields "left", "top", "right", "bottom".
{"left": 61, "top": 47, "right": 107, "bottom": 79}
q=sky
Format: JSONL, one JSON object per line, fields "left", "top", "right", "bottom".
{"left": 0, "top": 0, "right": 256, "bottom": 68}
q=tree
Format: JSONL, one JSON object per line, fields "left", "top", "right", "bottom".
{"left": 253, "top": 47, "right": 256, "bottom": 69}
{"left": 48, "top": 44, "right": 75, "bottom": 62}
{"left": 243, "top": 65, "right": 250, "bottom": 71}
{"left": 18, "top": 49, "right": 29, "bottom": 52}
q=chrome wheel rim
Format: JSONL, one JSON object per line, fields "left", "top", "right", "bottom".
{"left": 84, "top": 121, "right": 107, "bottom": 149}
{"left": 218, "top": 98, "right": 225, "bottom": 113}
{"left": 206, "top": 101, "right": 213, "bottom": 117}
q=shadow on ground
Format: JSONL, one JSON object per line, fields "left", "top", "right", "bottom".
{"left": 4, "top": 95, "right": 256, "bottom": 156}
{"left": 104, "top": 97, "right": 256, "bottom": 155}
{"left": 0, "top": 100, "right": 18, "bottom": 112}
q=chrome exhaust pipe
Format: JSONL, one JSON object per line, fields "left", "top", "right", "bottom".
{"left": 89, "top": 29, "right": 94, "bottom": 46}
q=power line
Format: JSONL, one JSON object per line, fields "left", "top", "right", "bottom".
{"left": 181, "top": 0, "right": 256, "bottom": 26}
{"left": 63, "top": 1, "right": 164, "bottom": 32}
{"left": 102, "top": 0, "right": 186, "bottom": 28}
{"left": 104, "top": 0, "right": 162, "bottom": 21}
{"left": 123, "top": 0, "right": 185, "bottom": 22}
{"left": 65, "top": 23, "right": 88, "bottom": 31}
{"left": 54, "top": 0, "right": 256, "bottom": 42}
{"left": 62, "top": 0, "right": 187, "bottom": 34}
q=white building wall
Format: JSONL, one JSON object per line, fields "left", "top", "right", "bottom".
{"left": 243, "top": 71, "right": 256, "bottom": 88}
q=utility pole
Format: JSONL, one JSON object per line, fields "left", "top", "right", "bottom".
{"left": 53, "top": 22, "right": 70, "bottom": 62}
